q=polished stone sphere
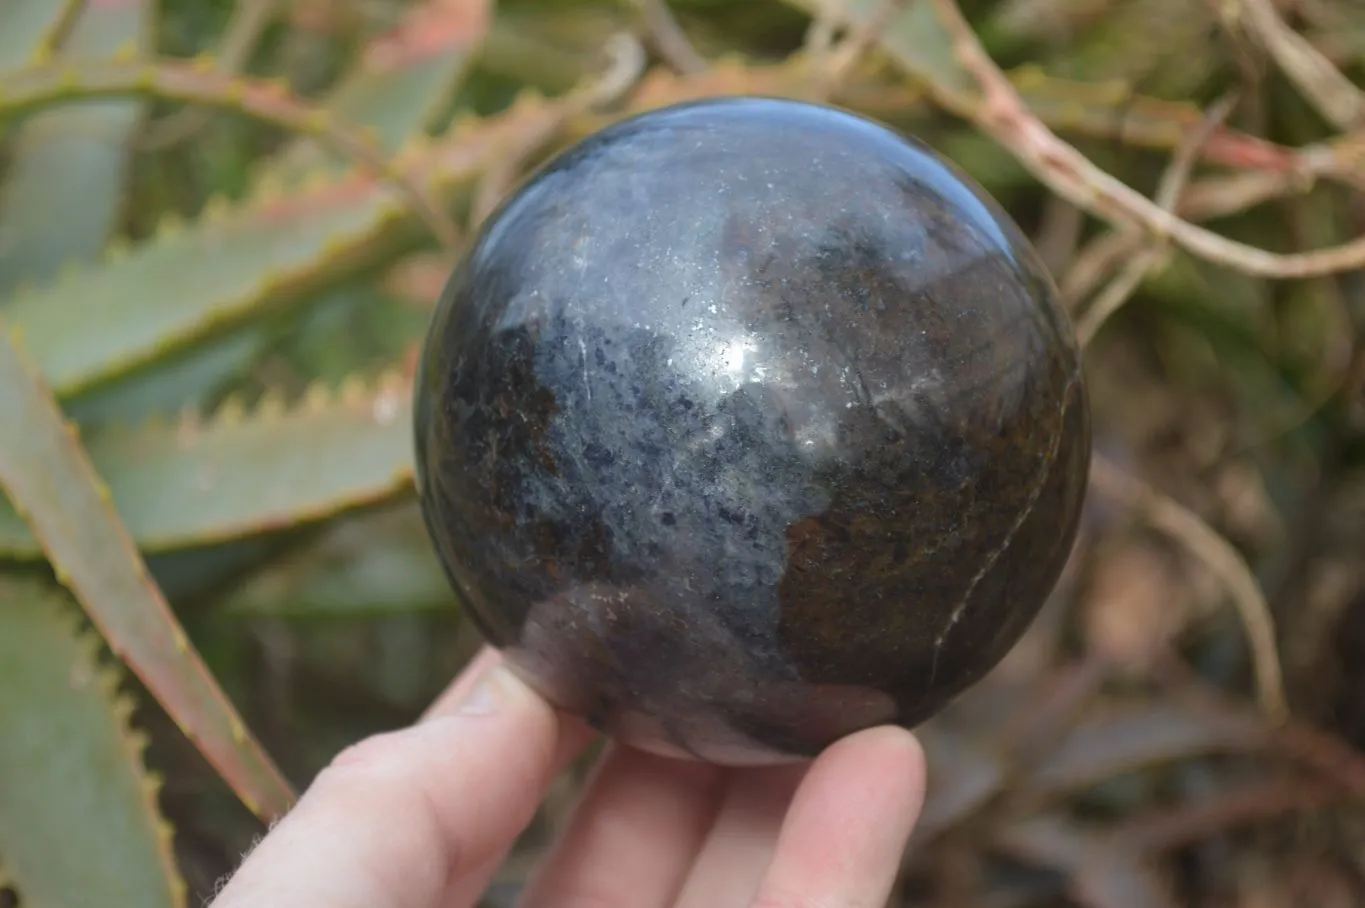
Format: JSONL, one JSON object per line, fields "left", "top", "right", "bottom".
{"left": 414, "top": 97, "right": 1090, "bottom": 765}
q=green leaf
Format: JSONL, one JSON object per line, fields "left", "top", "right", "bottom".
{"left": 0, "top": 578, "right": 184, "bottom": 908}
{"left": 3, "top": 91, "right": 568, "bottom": 396}
{"left": 0, "top": 0, "right": 68, "bottom": 70}
{"left": 4, "top": 178, "right": 415, "bottom": 396}
{"left": 222, "top": 502, "right": 457, "bottom": 618}
{"left": 0, "top": 0, "right": 156, "bottom": 299}
{"left": 0, "top": 55, "right": 464, "bottom": 250}
{"left": 0, "top": 369, "right": 417, "bottom": 557}
{"left": 266, "top": 0, "right": 494, "bottom": 181}
{"left": 0, "top": 322, "right": 294, "bottom": 821}
{"left": 63, "top": 327, "right": 271, "bottom": 429}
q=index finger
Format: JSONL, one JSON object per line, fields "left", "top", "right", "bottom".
{"left": 211, "top": 649, "right": 595, "bottom": 908}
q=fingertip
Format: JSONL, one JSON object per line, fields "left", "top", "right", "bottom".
{"left": 748, "top": 724, "right": 926, "bottom": 908}
{"left": 818, "top": 724, "right": 927, "bottom": 825}
{"left": 420, "top": 645, "right": 505, "bottom": 721}
{"left": 828, "top": 724, "right": 926, "bottom": 785}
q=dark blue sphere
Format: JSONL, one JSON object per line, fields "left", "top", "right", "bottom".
{"left": 414, "top": 97, "right": 1089, "bottom": 764}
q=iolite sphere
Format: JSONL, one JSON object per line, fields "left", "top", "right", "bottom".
{"left": 414, "top": 97, "right": 1090, "bottom": 765}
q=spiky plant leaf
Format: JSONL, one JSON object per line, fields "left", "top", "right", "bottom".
{"left": 0, "top": 0, "right": 155, "bottom": 299}
{"left": 0, "top": 55, "right": 463, "bottom": 248}
{"left": 0, "top": 369, "right": 416, "bottom": 556}
{"left": 3, "top": 92, "right": 569, "bottom": 397}
{"left": 8, "top": 177, "right": 416, "bottom": 396}
{"left": 222, "top": 502, "right": 454, "bottom": 618}
{"left": 267, "top": 0, "right": 494, "bottom": 181}
{"left": 0, "top": 578, "right": 184, "bottom": 908}
{"left": 0, "top": 321, "right": 293, "bottom": 821}
{"left": 63, "top": 328, "right": 269, "bottom": 428}
{"left": 0, "top": 0, "right": 68, "bottom": 69}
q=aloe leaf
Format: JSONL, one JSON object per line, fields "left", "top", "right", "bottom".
{"left": 266, "top": 0, "right": 494, "bottom": 181}
{"left": 0, "top": 369, "right": 416, "bottom": 557}
{"left": 63, "top": 327, "right": 270, "bottom": 428}
{"left": 0, "top": 323, "right": 294, "bottom": 821}
{"left": 0, "top": 56, "right": 462, "bottom": 249}
{"left": 3, "top": 92, "right": 568, "bottom": 397}
{"left": 0, "top": 0, "right": 155, "bottom": 300}
{"left": 0, "top": 578, "right": 185, "bottom": 908}
{"left": 4, "top": 179, "right": 416, "bottom": 396}
{"left": 222, "top": 502, "right": 456, "bottom": 618}
{"left": 0, "top": 0, "right": 68, "bottom": 70}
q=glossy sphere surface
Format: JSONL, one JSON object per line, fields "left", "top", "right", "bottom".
{"left": 415, "top": 97, "right": 1090, "bottom": 764}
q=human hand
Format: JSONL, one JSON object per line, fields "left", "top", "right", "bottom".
{"left": 210, "top": 646, "right": 927, "bottom": 908}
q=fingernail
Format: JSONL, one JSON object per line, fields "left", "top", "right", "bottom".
{"left": 457, "top": 665, "right": 511, "bottom": 716}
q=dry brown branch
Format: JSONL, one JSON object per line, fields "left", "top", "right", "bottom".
{"left": 1176, "top": 169, "right": 1311, "bottom": 220}
{"left": 1114, "top": 778, "right": 1339, "bottom": 852}
{"left": 1240, "top": 0, "right": 1365, "bottom": 131}
{"left": 1074, "top": 249, "right": 1164, "bottom": 345}
{"left": 928, "top": 0, "right": 1365, "bottom": 279}
{"left": 815, "top": 0, "right": 911, "bottom": 96}
{"left": 1166, "top": 669, "right": 1365, "bottom": 797}
{"left": 1088, "top": 455, "right": 1286, "bottom": 721}
{"left": 635, "top": 0, "right": 708, "bottom": 75}
{"left": 1075, "top": 94, "right": 1239, "bottom": 344}
{"left": 471, "top": 32, "right": 646, "bottom": 226}
{"left": 1061, "top": 232, "right": 1142, "bottom": 308}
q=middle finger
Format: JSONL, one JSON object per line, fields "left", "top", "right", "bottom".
{"left": 672, "top": 760, "right": 811, "bottom": 908}
{"left": 515, "top": 743, "right": 728, "bottom": 908}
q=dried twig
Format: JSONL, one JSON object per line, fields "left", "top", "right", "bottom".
{"left": 1114, "top": 777, "right": 1338, "bottom": 852}
{"left": 1165, "top": 667, "right": 1365, "bottom": 798}
{"left": 1088, "top": 455, "right": 1286, "bottom": 721}
{"left": 1240, "top": 0, "right": 1365, "bottom": 132}
{"left": 471, "top": 32, "right": 646, "bottom": 225}
{"left": 815, "top": 0, "right": 912, "bottom": 97}
{"left": 634, "top": 0, "right": 707, "bottom": 76}
{"left": 927, "top": 0, "right": 1365, "bottom": 279}
{"left": 1075, "top": 94, "right": 1239, "bottom": 344}
{"left": 1061, "top": 231, "right": 1142, "bottom": 308}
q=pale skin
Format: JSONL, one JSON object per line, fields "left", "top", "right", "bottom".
{"left": 210, "top": 646, "right": 928, "bottom": 908}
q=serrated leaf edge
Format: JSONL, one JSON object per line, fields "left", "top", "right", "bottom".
{"left": 6, "top": 586, "right": 187, "bottom": 908}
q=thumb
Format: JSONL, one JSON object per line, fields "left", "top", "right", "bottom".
{"left": 211, "top": 657, "right": 592, "bottom": 908}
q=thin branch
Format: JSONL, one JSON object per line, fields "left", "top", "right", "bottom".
{"left": 1074, "top": 248, "right": 1164, "bottom": 345}
{"left": 1061, "top": 231, "right": 1142, "bottom": 308}
{"left": 1075, "top": 94, "right": 1239, "bottom": 344}
{"left": 471, "top": 32, "right": 646, "bottom": 226}
{"left": 927, "top": 0, "right": 1365, "bottom": 279}
{"left": 1088, "top": 455, "right": 1287, "bottom": 721}
{"left": 635, "top": 0, "right": 707, "bottom": 76}
{"left": 816, "top": 0, "right": 912, "bottom": 97}
{"left": 1113, "top": 777, "right": 1338, "bottom": 853}
{"left": 1240, "top": 0, "right": 1365, "bottom": 131}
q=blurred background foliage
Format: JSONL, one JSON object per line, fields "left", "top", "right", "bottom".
{"left": 2, "top": 0, "right": 1365, "bottom": 906}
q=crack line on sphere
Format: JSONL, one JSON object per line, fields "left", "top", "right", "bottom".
{"left": 928, "top": 369, "right": 1075, "bottom": 685}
